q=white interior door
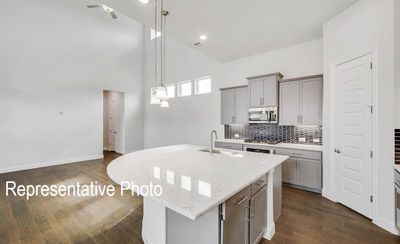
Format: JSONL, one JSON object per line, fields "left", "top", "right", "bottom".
{"left": 335, "top": 54, "right": 373, "bottom": 218}
{"left": 109, "top": 100, "right": 118, "bottom": 152}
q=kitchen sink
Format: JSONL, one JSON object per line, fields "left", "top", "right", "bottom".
{"left": 198, "top": 149, "right": 221, "bottom": 154}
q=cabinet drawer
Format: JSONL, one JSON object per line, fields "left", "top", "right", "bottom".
{"left": 276, "top": 148, "right": 321, "bottom": 160}
{"left": 251, "top": 175, "right": 267, "bottom": 195}
{"left": 215, "top": 142, "right": 243, "bottom": 151}
{"left": 222, "top": 185, "right": 251, "bottom": 220}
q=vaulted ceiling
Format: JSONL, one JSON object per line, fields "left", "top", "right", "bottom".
{"left": 98, "top": 0, "right": 358, "bottom": 62}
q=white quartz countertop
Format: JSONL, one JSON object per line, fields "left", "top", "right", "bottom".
{"left": 216, "top": 139, "right": 324, "bottom": 152}
{"left": 107, "top": 144, "right": 288, "bottom": 220}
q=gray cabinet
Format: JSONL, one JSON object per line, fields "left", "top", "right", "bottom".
{"left": 220, "top": 86, "right": 248, "bottom": 125}
{"left": 249, "top": 186, "right": 267, "bottom": 244}
{"left": 248, "top": 73, "right": 282, "bottom": 107}
{"left": 279, "top": 75, "right": 323, "bottom": 125}
{"left": 297, "top": 158, "right": 322, "bottom": 190}
{"left": 279, "top": 81, "right": 300, "bottom": 125}
{"left": 277, "top": 148, "right": 322, "bottom": 192}
{"left": 281, "top": 158, "right": 297, "bottom": 184}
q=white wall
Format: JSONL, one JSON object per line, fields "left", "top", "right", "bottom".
{"left": 323, "top": 0, "right": 396, "bottom": 233}
{"left": 143, "top": 29, "right": 224, "bottom": 148}
{"left": 395, "top": 0, "right": 400, "bottom": 128}
{"left": 0, "top": 0, "right": 145, "bottom": 172}
{"left": 143, "top": 36, "right": 323, "bottom": 148}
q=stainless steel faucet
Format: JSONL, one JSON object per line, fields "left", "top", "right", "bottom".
{"left": 210, "top": 130, "right": 218, "bottom": 154}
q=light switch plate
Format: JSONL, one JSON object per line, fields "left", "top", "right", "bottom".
{"left": 313, "top": 138, "right": 320, "bottom": 143}
{"left": 299, "top": 137, "right": 306, "bottom": 142}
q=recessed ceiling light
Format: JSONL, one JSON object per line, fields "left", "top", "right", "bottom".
{"left": 200, "top": 35, "right": 207, "bottom": 40}
{"left": 139, "top": 0, "right": 149, "bottom": 4}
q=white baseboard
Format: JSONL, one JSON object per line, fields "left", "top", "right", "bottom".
{"left": 322, "top": 189, "right": 336, "bottom": 202}
{"left": 263, "top": 223, "right": 275, "bottom": 240}
{"left": 103, "top": 146, "right": 111, "bottom": 151}
{"left": 0, "top": 154, "right": 104, "bottom": 174}
{"left": 374, "top": 216, "right": 399, "bottom": 235}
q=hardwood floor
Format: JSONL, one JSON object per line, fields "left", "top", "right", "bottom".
{"left": 0, "top": 151, "right": 399, "bottom": 243}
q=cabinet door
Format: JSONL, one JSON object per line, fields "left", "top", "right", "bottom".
{"left": 234, "top": 87, "right": 249, "bottom": 124}
{"left": 221, "top": 89, "right": 235, "bottom": 124}
{"left": 281, "top": 158, "right": 297, "bottom": 184}
{"left": 279, "top": 81, "right": 300, "bottom": 125}
{"left": 297, "top": 158, "right": 322, "bottom": 190}
{"left": 263, "top": 77, "right": 278, "bottom": 106}
{"left": 250, "top": 187, "right": 266, "bottom": 244}
{"left": 222, "top": 202, "right": 249, "bottom": 244}
{"left": 300, "top": 77, "right": 323, "bottom": 125}
{"left": 249, "top": 79, "right": 264, "bottom": 107}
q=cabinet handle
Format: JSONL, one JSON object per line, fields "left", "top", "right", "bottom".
{"left": 235, "top": 196, "right": 249, "bottom": 206}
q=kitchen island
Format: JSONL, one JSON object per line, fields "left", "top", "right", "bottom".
{"left": 107, "top": 144, "right": 288, "bottom": 244}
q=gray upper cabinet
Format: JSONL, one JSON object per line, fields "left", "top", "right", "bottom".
{"left": 235, "top": 87, "right": 249, "bottom": 124}
{"left": 248, "top": 73, "right": 282, "bottom": 107}
{"left": 221, "top": 89, "right": 235, "bottom": 125}
{"left": 279, "top": 75, "right": 323, "bottom": 126}
{"left": 300, "top": 78, "right": 323, "bottom": 125}
{"left": 249, "top": 78, "right": 264, "bottom": 107}
{"left": 279, "top": 81, "right": 300, "bottom": 125}
{"left": 220, "top": 86, "right": 248, "bottom": 125}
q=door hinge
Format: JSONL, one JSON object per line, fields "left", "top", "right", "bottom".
{"left": 370, "top": 195, "right": 373, "bottom": 203}
{"left": 369, "top": 106, "right": 373, "bottom": 114}
{"left": 370, "top": 62, "right": 373, "bottom": 69}
{"left": 370, "top": 150, "right": 373, "bottom": 158}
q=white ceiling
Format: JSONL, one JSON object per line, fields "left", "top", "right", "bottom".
{"left": 100, "top": 0, "right": 358, "bottom": 62}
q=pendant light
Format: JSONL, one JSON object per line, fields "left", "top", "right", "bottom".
{"left": 150, "top": 0, "right": 170, "bottom": 107}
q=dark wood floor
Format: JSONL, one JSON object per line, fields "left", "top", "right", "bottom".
{"left": 0, "top": 151, "right": 399, "bottom": 244}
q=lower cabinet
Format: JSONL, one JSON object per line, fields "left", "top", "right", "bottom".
{"left": 278, "top": 149, "right": 322, "bottom": 192}
{"left": 249, "top": 186, "right": 267, "bottom": 244}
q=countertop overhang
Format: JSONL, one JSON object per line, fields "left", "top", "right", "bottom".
{"left": 107, "top": 144, "right": 288, "bottom": 220}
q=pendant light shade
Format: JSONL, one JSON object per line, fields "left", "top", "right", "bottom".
{"left": 155, "top": 86, "right": 167, "bottom": 100}
{"left": 160, "top": 99, "right": 169, "bottom": 108}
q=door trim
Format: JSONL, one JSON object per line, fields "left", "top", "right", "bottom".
{"left": 327, "top": 47, "right": 379, "bottom": 222}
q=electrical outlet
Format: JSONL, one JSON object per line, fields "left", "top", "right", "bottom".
{"left": 299, "top": 137, "right": 306, "bottom": 142}
{"left": 313, "top": 138, "right": 320, "bottom": 143}
{"left": 234, "top": 134, "right": 240, "bottom": 138}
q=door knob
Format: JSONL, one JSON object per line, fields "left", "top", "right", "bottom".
{"left": 334, "top": 149, "right": 341, "bottom": 154}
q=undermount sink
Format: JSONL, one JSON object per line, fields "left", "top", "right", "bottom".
{"left": 198, "top": 148, "right": 221, "bottom": 154}
{"left": 198, "top": 149, "right": 244, "bottom": 158}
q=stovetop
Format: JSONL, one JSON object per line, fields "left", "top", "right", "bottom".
{"left": 244, "top": 139, "right": 280, "bottom": 145}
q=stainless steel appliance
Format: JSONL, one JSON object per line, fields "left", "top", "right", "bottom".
{"left": 395, "top": 169, "right": 400, "bottom": 232}
{"left": 243, "top": 146, "right": 276, "bottom": 154}
{"left": 248, "top": 107, "right": 278, "bottom": 124}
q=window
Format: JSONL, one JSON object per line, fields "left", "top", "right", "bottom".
{"left": 166, "top": 83, "right": 175, "bottom": 98}
{"left": 195, "top": 77, "right": 212, "bottom": 95}
{"left": 178, "top": 81, "right": 192, "bottom": 97}
{"left": 150, "top": 28, "right": 161, "bottom": 40}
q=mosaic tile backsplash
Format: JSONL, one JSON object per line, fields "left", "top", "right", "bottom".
{"left": 225, "top": 124, "right": 323, "bottom": 145}
{"left": 395, "top": 129, "right": 400, "bottom": 164}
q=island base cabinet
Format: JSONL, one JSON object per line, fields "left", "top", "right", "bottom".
{"left": 221, "top": 202, "right": 249, "bottom": 244}
{"left": 249, "top": 186, "right": 267, "bottom": 244}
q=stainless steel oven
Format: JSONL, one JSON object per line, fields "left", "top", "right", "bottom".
{"left": 248, "top": 107, "right": 278, "bottom": 124}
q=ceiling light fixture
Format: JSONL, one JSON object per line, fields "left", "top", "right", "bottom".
{"left": 200, "top": 35, "right": 207, "bottom": 40}
{"left": 150, "top": 0, "right": 170, "bottom": 107}
{"left": 139, "top": 0, "right": 149, "bottom": 3}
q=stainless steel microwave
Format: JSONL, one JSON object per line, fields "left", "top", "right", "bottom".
{"left": 248, "top": 107, "right": 278, "bottom": 124}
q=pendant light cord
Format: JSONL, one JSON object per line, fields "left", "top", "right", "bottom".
{"left": 154, "top": 0, "right": 158, "bottom": 90}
